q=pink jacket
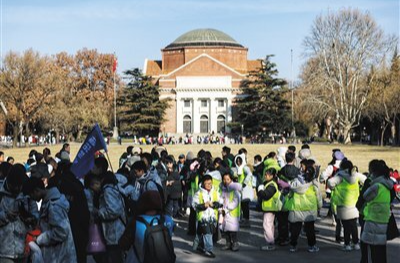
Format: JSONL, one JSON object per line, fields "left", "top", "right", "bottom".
{"left": 219, "top": 182, "right": 242, "bottom": 232}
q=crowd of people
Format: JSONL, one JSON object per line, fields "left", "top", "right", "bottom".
{"left": 0, "top": 143, "right": 399, "bottom": 263}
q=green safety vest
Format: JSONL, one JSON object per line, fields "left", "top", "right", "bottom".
{"left": 262, "top": 181, "right": 281, "bottom": 212}
{"left": 227, "top": 190, "right": 240, "bottom": 218}
{"left": 238, "top": 171, "right": 245, "bottom": 185}
{"left": 189, "top": 175, "right": 199, "bottom": 197}
{"left": 212, "top": 178, "right": 221, "bottom": 193}
{"left": 287, "top": 185, "right": 318, "bottom": 211}
{"left": 363, "top": 183, "right": 391, "bottom": 224}
{"left": 196, "top": 190, "right": 219, "bottom": 221}
{"left": 334, "top": 178, "right": 359, "bottom": 207}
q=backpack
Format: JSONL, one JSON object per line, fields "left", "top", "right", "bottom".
{"left": 134, "top": 215, "right": 176, "bottom": 263}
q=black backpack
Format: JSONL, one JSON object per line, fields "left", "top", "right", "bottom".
{"left": 134, "top": 215, "right": 176, "bottom": 263}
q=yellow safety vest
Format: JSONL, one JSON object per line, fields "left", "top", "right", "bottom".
{"left": 288, "top": 185, "right": 318, "bottom": 211}
{"left": 261, "top": 181, "right": 281, "bottom": 212}
{"left": 335, "top": 178, "right": 359, "bottom": 207}
{"left": 196, "top": 190, "right": 219, "bottom": 221}
{"left": 363, "top": 183, "right": 391, "bottom": 224}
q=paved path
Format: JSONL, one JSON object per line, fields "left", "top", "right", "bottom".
{"left": 172, "top": 201, "right": 400, "bottom": 263}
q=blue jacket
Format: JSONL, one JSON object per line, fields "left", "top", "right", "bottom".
{"left": 99, "top": 184, "right": 126, "bottom": 245}
{"left": 0, "top": 184, "right": 38, "bottom": 259}
{"left": 36, "top": 187, "right": 77, "bottom": 263}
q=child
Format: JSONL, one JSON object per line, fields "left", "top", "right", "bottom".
{"left": 25, "top": 177, "right": 77, "bottom": 263}
{"left": 328, "top": 159, "right": 366, "bottom": 251}
{"left": 192, "top": 175, "right": 222, "bottom": 258}
{"left": 287, "top": 166, "right": 322, "bottom": 253}
{"left": 165, "top": 156, "right": 182, "bottom": 218}
{"left": 234, "top": 153, "right": 253, "bottom": 228}
{"left": 220, "top": 172, "right": 242, "bottom": 252}
{"left": 257, "top": 168, "right": 281, "bottom": 251}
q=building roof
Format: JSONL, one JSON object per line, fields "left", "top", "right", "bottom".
{"left": 165, "top": 28, "right": 244, "bottom": 49}
{"left": 145, "top": 60, "right": 162, "bottom": 76}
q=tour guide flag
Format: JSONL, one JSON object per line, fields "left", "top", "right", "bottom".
{"left": 70, "top": 123, "right": 107, "bottom": 179}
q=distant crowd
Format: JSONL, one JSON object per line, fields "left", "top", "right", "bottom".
{"left": 0, "top": 143, "right": 399, "bottom": 263}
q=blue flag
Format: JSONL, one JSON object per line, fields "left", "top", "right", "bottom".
{"left": 70, "top": 123, "right": 108, "bottom": 179}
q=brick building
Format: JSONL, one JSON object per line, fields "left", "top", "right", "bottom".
{"left": 144, "top": 28, "right": 261, "bottom": 135}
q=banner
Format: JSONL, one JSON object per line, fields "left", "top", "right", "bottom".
{"left": 70, "top": 123, "right": 107, "bottom": 179}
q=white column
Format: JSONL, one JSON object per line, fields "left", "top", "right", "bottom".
{"left": 176, "top": 98, "right": 182, "bottom": 133}
{"left": 210, "top": 98, "right": 217, "bottom": 133}
{"left": 193, "top": 98, "right": 200, "bottom": 133}
{"left": 226, "top": 97, "right": 232, "bottom": 133}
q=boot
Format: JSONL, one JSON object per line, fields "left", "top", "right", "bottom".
{"left": 231, "top": 242, "right": 239, "bottom": 251}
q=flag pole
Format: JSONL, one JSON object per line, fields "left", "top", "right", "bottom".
{"left": 105, "top": 151, "right": 114, "bottom": 173}
{"left": 113, "top": 53, "right": 119, "bottom": 140}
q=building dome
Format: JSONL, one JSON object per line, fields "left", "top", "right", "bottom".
{"left": 165, "top": 28, "right": 243, "bottom": 49}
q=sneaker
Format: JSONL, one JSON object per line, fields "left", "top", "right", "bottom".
{"left": 261, "top": 245, "right": 276, "bottom": 251}
{"left": 289, "top": 246, "right": 297, "bottom": 252}
{"left": 308, "top": 245, "right": 320, "bottom": 253}
{"left": 353, "top": 243, "right": 360, "bottom": 250}
{"left": 204, "top": 251, "right": 216, "bottom": 258}
{"left": 342, "top": 245, "right": 352, "bottom": 252}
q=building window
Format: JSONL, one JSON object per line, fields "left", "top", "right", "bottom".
{"left": 200, "top": 115, "right": 209, "bottom": 133}
{"left": 184, "top": 100, "right": 190, "bottom": 107}
{"left": 183, "top": 115, "right": 192, "bottom": 134}
{"left": 201, "top": 100, "right": 207, "bottom": 107}
{"left": 217, "top": 115, "right": 226, "bottom": 133}
{"left": 218, "top": 99, "right": 224, "bottom": 107}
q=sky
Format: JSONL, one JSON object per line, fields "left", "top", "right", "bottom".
{"left": 1, "top": 0, "right": 399, "bottom": 81}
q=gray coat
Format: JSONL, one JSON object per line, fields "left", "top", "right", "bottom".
{"left": 360, "top": 176, "right": 394, "bottom": 245}
{"left": 328, "top": 170, "right": 367, "bottom": 220}
{"left": 36, "top": 187, "right": 77, "bottom": 263}
{"left": 0, "top": 186, "right": 36, "bottom": 259}
{"left": 288, "top": 178, "right": 322, "bottom": 223}
{"left": 99, "top": 184, "right": 126, "bottom": 245}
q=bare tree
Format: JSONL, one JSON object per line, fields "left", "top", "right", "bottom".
{"left": 365, "top": 49, "right": 400, "bottom": 146}
{"left": 301, "top": 8, "right": 396, "bottom": 144}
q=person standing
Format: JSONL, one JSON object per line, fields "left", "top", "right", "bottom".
{"left": 192, "top": 175, "right": 222, "bottom": 258}
{"left": 287, "top": 166, "right": 322, "bottom": 253}
{"left": 328, "top": 159, "right": 366, "bottom": 251}
{"left": 360, "top": 160, "right": 394, "bottom": 263}
{"left": 220, "top": 172, "right": 241, "bottom": 252}
{"left": 26, "top": 177, "right": 77, "bottom": 263}
{"left": 257, "top": 168, "right": 281, "bottom": 251}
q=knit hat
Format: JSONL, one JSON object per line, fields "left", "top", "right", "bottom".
{"left": 334, "top": 151, "right": 345, "bottom": 161}
{"left": 178, "top": 154, "right": 185, "bottom": 159}
{"left": 186, "top": 151, "right": 195, "bottom": 161}
{"left": 137, "top": 190, "right": 162, "bottom": 214}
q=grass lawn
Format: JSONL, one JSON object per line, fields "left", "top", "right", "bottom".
{"left": 1, "top": 143, "right": 399, "bottom": 173}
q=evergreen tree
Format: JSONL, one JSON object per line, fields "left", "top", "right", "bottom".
{"left": 235, "top": 55, "right": 290, "bottom": 135}
{"left": 118, "top": 68, "right": 169, "bottom": 136}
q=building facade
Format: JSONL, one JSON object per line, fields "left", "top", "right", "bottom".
{"left": 144, "top": 28, "right": 261, "bottom": 135}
